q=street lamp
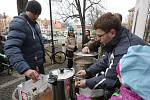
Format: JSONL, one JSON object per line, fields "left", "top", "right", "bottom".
{"left": 49, "top": 0, "right": 62, "bottom": 63}
{"left": 49, "top": 0, "right": 55, "bottom": 63}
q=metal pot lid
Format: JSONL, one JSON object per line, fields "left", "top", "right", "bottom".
{"left": 50, "top": 68, "right": 75, "bottom": 80}
{"left": 74, "top": 52, "right": 97, "bottom": 57}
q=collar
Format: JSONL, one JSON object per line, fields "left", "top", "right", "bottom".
{"left": 102, "top": 27, "right": 123, "bottom": 52}
{"left": 21, "top": 13, "right": 37, "bottom": 25}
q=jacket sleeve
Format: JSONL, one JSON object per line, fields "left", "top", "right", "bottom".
{"left": 66, "top": 37, "right": 76, "bottom": 51}
{"left": 4, "top": 29, "right": 30, "bottom": 74}
{"left": 86, "top": 54, "right": 123, "bottom": 89}
{"left": 85, "top": 52, "right": 109, "bottom": 75}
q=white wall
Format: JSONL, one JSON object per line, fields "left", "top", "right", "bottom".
{"left": 132, "top": 0, "right": 149, "bottom": 39}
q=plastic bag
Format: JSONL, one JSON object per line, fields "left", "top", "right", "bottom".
{"left": 76, "top": 94, "right": 92, "bottom": 100}
{"left": 17, "top": 74, "right": 53, "bottom": 100}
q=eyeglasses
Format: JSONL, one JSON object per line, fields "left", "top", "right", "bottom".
{"left": 96, "top": 32, "right": 106, "bottom": 38}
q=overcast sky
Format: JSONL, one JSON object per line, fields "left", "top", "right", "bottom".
{"left": 104, "top": 0, "right": 136, "bottom": 22}
{"left": 0, "top": 0, "right": 136, "bottom": 22}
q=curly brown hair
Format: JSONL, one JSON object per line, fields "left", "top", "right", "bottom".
{"left": 114, "top": 13, "right": 122, "bottom": 23}
{"left": 93, "top": 12, "right": 121, "bottom": 33}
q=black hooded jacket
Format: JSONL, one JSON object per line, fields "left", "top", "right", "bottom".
{"left": 85, "top": 27, "right": 147, "bottom": 89}
{"left": 4, "top": 13, "right": 45, "bottom": 74}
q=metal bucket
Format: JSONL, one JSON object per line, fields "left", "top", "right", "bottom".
{"left": 74, "top": 51, "right": 97, "bottom": 72}
{"left": 74, "top": 56, "right": 97, "bottom": 73}
{"left": 48, "top": 68, "right": 75, "bottom": 100}
{"left": 74, "top": 56, "right": 96, "bottom": 66}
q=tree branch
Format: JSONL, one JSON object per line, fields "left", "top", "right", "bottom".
{"left": 85, "top": 0, "right": 102, "bottom": 11}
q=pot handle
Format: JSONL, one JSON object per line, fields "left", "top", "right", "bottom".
{"left": 59, "top": 68, "right": 64, "bottom": 73}
{"left": 48, "top": 72, "right": 58, "bottom": 85}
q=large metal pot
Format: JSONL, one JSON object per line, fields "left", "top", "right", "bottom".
{"left": 74, "top": 56, "right": 96, "bottom": 66}
{"left": 74, "top": 51, "right": 97, "bottom": 70}
{"left": 74, "top": 51, "right": 98, "bottom": 57}
{"left": 48, "top": 68, "right": 75, "bottom": 100}
{"left": 74, "top": 56, "right": 97, "bottom": 73}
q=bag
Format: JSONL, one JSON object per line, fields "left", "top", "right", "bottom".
{"left": 17, "top": 74, "right": 53, "bottom": 100}
{"left": 77, "top": 94, "right": 92, "bottom": 100}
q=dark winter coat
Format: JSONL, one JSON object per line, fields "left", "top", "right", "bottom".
{"left": 4, "top": 14, "right": 45, "bottom": 74}
{"left": 85, "top": 27, "right": 147, "bottom": 89}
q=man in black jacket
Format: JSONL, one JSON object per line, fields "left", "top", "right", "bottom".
{"left": 82, "top": 13, "right": 123, "bottom": 54}
{"left": 4, "top": 0, "right": 45, "bottom": 82}
{"left": 76, "top": 12, "right": 147, "bottom": 90}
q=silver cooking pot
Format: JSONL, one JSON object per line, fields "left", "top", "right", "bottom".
{"left": 74, "top": 51, "right": 98, "bottom": 57}
{"left": 74, "top": 56, "right": 96, "bottom": 66}
{"left": 74, "top": 51, "right": 97, "bottom": 70}
{"left": 48, "top": 68, "right": 75, "bottom": 100}
{"left": 74, "top": 56, "right": 97, "bottom": 73}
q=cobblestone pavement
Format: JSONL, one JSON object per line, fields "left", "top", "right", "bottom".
{"left": 0, "top": 43, "right": 82, "bottom": 100}
{"left": 0, "top": 43, "right": 69, "bottom": 100}
{"left": 0, "top": 62, "right": 67, "bottom": 100}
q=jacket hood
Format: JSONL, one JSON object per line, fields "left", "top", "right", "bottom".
{"left": 119, "top": 45, "right": 150, "bottom": 99}
{"left": 9, "top": 16, "right": 27, "bottom": 32}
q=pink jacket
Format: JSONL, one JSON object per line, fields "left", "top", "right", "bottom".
{"left": 110, "top": 85, "right": 142, "bottom": 100}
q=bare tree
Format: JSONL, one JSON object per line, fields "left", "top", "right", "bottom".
{"left": 87, "top": 6, "right": 104, "bottom": 26}
{"left": 55, "top": 0, "right": 104, "bottom": 46}
{"left": 17, "top": 0, "right": 28, "bottom": 15}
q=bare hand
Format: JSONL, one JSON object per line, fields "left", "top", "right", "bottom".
{"left": 82, "top": 46, "right": 90, "bottom": 53}
{"left": 76, "top": 80, "right": 87, "bottom": 88}
{"left": 24, "top": 69, "right": 39, "bottom": 82}
{"left": 76, "top": 70, "right": 86, "bottom": 77}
